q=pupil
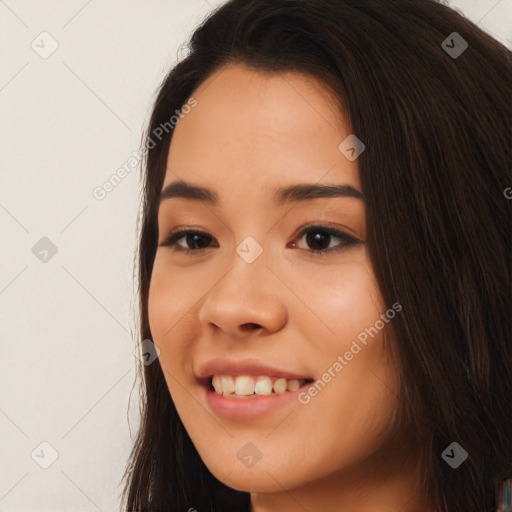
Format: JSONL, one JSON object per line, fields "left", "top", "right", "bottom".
{"left": 307, "top": 231, "right": 329, "bottom": 250}
{"left": 188, "top": 233, "right": 208, "bottom": 249}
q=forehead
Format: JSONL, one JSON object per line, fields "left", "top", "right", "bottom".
{"left": 162, "top": 63, "right": 361, "bottom": 203}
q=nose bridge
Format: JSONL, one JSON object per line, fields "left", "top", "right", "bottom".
{"left": 217, "top": 228, "right": 274, "bottom": 294}
{"left": 197, "top": 235, "right": 288, "bottom": 334}
{"left": 232, "top": 237, "right": 269, "bottom": 294}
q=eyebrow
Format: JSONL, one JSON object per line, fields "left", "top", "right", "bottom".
{"left": 158, "top": 179, "right": 365, "bottom": 207}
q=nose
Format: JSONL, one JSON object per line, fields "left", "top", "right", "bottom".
{"left": 197, "top": 255, "right": 288, "bottom": 337}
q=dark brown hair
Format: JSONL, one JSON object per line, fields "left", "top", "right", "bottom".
{"left": 120, "top": 1, "right": 512, "bottom": 510}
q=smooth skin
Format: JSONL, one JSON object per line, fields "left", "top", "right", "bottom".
{"left": 148, "top": 63, "right": 431, "bottom": 512}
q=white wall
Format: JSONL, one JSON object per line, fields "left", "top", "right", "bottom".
{"left": 0, "top": 1, "right": 510, "bottom": 510}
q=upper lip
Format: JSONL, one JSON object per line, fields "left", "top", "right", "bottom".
{"left": 195, "top": 358, "right": 313, "bottom": 383}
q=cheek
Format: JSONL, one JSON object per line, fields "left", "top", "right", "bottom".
{"left": 147, "top": 262, "right": 197, "bottom": 413}
{"left": 147, "top": 261, "right": 170, "bottom": 342}
{"left": 148, "top": 257, "right": 189, "bottom": 339}
{"left": 288, "top": 256, "right": 397, "bottom": 462}
{"left": 291, "top": 252, "right": 384, "bottom": 348}
{"left": 147, "top": 258, "right": 191, "bottom": 371}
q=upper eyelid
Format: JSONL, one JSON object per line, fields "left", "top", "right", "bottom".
{"left": 163, "top": 225, "right": 351, "bottom": 240}
{"left": 293, "top": 222, "right": 360, "bottom": 240}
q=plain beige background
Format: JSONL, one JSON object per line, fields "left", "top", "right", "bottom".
{"left": 0, "top": 1, "right": 510, "bottom": 510}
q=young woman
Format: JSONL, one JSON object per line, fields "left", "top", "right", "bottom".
{"left": 121, "top": 1, "right": 511, "bottom": 511}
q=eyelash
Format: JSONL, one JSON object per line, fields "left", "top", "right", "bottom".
{"left": 159, "top": 224, "right": 362, "bottom": 257}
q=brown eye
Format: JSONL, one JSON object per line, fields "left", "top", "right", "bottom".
{"left": 160, "top": 230, "right": 217, "bottom": 251}
{"left": 288, "top": 225, "right": 362, "bottom": 256}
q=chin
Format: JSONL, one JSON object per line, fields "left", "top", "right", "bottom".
{"left": 211, "top": 464, "right": 300, "bottom": 494}
{"left": 196, "top": 445, "right": 315, "bottom": 494}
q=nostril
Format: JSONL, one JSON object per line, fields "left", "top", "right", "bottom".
{"left": 240, "top": 322, "right": 260, "bottom": 331}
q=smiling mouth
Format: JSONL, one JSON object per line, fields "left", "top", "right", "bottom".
{"left": 206, "top": 375, "right": 315, "bottom": 398}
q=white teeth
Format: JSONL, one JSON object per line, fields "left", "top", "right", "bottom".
{"left": 287, "top": 379, "right": 300, "bottom": 392}
{"left": 212, "top": 375, "right": 222, "bottom": 395}
{"left": 254, "top": 376, "right": 272, "bottom": 395}
{"left": 273, "top": 378, "right": 287, "bottom": 394}
{"left": 220, "top": 376, "right": 235, "bottom": 396}
{"left": 210, "top": 375, "right": 307, "bottom": 397}
{"left": 234, "top": 375, "right": 254, "bottom": 396}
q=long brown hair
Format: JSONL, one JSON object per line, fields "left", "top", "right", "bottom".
{"left": 120, "top": 1, "right": 512, "bottom": 510}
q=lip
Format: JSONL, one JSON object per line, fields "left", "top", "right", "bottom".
{"left": 203, "top": 383, "right": 313, "bottom": 420}
{"left": 196, "top": 358, "right": 314, "bottom": 420}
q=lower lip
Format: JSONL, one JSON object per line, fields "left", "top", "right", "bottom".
{"left": 203, "top": 383, "right": 311, "bottom": 420}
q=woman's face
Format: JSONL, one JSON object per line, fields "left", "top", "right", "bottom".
{"left": 148, "top": 63, "right": 404, "bottom": 499}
